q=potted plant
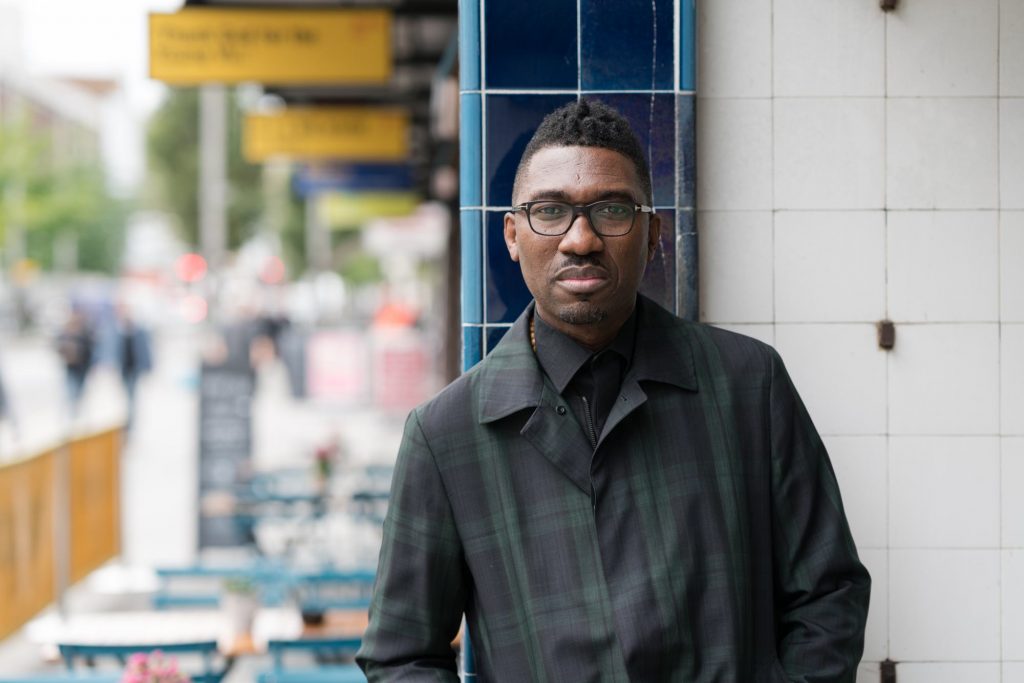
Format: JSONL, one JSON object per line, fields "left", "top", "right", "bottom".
{"left": 221, "top": 577, "right": 258, "bottom": 637}
{"left": 121, "top": 650, "right": 191, "bottom": 683}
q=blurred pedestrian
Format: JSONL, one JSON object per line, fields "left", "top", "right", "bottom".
{"left": 116, "top": 305, "right": 153, "bottom": 430}
{"left": 0, "top": 361, "right": 16, "bottom": 449}
{"left": 56, "top": 307, "right": 94, "bottom": 416}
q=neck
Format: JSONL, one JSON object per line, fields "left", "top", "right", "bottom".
{"left": 534, "top": 306, "right": 632, "bottom": 352}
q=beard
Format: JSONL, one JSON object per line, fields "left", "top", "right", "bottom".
{"left": 557, "top": 301, "right": 607, "bottom": 325}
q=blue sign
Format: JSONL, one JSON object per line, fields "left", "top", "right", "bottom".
{"left": 293, "top": 163, "right": 415, "bottom": 196}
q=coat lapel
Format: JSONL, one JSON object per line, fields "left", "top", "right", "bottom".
{"left": 476, "top": 304, "right": 593, "bottom": 494}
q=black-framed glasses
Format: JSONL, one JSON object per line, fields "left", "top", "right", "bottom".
{"left": 512, "top": 200, "right": 656, "bottom": 237}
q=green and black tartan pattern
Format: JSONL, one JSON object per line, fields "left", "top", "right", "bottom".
{"left": 357, "top": 296, "right": 870, "bottom": 682}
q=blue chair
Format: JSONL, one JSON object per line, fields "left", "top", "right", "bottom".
{"left": 0, "top": 675, "right": 120, "bottom": 683}
{"left": 289, "top": 568, "right": 375, "bottom": 614}
{"left": 152, "top": 562, "right": 291, "bottom": 609}
{"left": 57, "top": 640, "right": 228, "bottom": 683}
{"left": 257, "top": 637, "right": 365, "bottom": 683}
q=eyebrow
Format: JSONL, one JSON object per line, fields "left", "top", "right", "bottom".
{"left": 524, "top": 189, "right": 638, "bottom": 204}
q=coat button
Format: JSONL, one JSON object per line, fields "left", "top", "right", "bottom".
{"left": 556, "top": 406, "right": 566, "bottom": 415}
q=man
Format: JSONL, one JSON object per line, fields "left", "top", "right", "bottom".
{"left": 358, "top": 99, "right": 870, "bottom": 681}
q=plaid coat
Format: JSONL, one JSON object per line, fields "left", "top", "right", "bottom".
{"left": 358, "top": 297, "right": 870, "bottom": 682}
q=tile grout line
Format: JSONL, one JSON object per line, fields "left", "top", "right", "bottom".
{"left": 996, "top": 1, "right": 1003, "bottom": 673}
{"left": 882, "top": 5, "right": 894, "bottom": 663}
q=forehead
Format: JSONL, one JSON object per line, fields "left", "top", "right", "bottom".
{"left": 517, "top": 145, "right": 642, "bottom": 200}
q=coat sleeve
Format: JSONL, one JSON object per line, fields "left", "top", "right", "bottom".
{"left": 767, "top": 348, "right": 871, "bottom": 682}
{"left": 356, "top": 409, "right": 466, "bottom": 682}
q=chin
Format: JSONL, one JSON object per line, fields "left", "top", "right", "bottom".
{"left": 557, "top": 302, "right": 607, "bottom": 325}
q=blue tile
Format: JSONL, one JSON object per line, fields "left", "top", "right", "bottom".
{"left": 458, "top": 0, "right": 480, "bottom": 90}
{"left": 590, "top": 94, "right": 675, "bottom": 207}
{"left": 460, "top": 93, "right": 482, "bottom": 206}
{"left": 485, "top": 94, "right": 576, "bottom": 207}
{"left": 461, "top": 210, "right": 483, "bottom": 324}
{"left": 676, "top": 211, "right": 698, "bottom": 321}
{"left": 463, "top": 326, "right": 483, "bottom": 370}
{"left": 581, "top": 0, "right": 674, "bottom": 90}
{"left": 485, "top": 210, "right": 532, "bottom": 323}
{"left": 486, "top": 326, "right": 512, "bottom": 355}
{"left": 676, "top": 94, "right": 696, "bottom": 209}
{"left": 679, "top": 0, "right": 696, "bottom": 91}
{"left": 639, "top": 209, "right": 676, "bottom": 313}
{"left": 484, "top": 0, "right": 577, "bottom": 89}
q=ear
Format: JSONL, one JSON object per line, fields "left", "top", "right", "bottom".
{"left": 504, "top": 212, "right": 520, "bottom": 262}
{"left": 645, "top": 213, "right": 662, "bottom": 263}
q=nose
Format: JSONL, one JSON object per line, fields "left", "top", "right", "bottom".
{"left": 558, "top": 212, "right": 605, "bottom": 255}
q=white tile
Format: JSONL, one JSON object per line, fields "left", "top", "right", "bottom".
{"left": 887, "top": 211, "right": 999, "bottom": 322}
{"left": 1004, "top": 438, "right": 1024, "bottom": 547}
{"left": 1007, "top": 662, "right": 1024, "bottom": 683}
{"left": 897, "top": 663, "right": 1000, "bottom": 683}
{"left": 890, "top": 549, "right": 1000, "bottom": 660}
{"left": 696, "top": 99, "right": 773, "bottom": 210}
{"left": 857, "top": 548, "right": 887, "bottom": 663}
{"left": 708, "top": 323, "right": 774, "bottom": 347}
{"left": 1006, "top": 550, "right": 1024, "bottom": 659}
{"left": 774, "top": 99, "right": 884, "bottom": 210}
{"left": 1002, "top": 0, "right": 1024, "bottom": 96}
{"left": 886, "top": 0, "right": 998, "bottom": 96}
{"left": 1004, "top": 212, "right": 1024, "bottom": 321}
{"left": 999, "top": 552, "right": 1024, "bottom": 659}
{"left": 775, "top": 325, "right": 886, "bottom": 435}
{"left": 775, "top": 211, "right": 885, "bottom": 323}
{"left": 773, "top": 0, "right": 884, "bottom": 97}
{"left": 889, "top": 436, "right": 1000, "bottom": 548}
{"left": 1004, "top": 325, "right": 1024, "bottom": 434}
{"left": 1003, "top": 99, "right": 1024, "bottom": 209}
{"left": 698, "top": 211, "right": 773, "bottom": 323}
{"left": 888, "top": 324, "right": 1000, "bottom": 435}
{"left": 696, "top": 0, "right": 771, "bottom": 97}
{"left": 856, "top": 663, "right": 879, "bottom": 683}
{"left": 824, "top": 437, "right": 887, "bottom": 549}
{"left": 887, "top": 98, "right": 999, "bottom": 210}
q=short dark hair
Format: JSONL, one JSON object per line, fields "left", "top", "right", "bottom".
{"left": 511, "top": 98, "right": 652, "bottom": 204}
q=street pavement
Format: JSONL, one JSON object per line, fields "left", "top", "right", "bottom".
{"left": 0, "top": 324, "right": 407, "bottom": 677}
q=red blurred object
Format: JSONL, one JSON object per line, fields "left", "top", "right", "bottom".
{"left": 175, "top": 253, "right": 208, "bottom": 283}
{"left": 260, "top": 256, "right": 286, "bottom": 284}
{"left": 373, "top": 302, "right": 417, "bottom": 328}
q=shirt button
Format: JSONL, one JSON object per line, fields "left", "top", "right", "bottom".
{"left": 556, "top": 406, "right": 567, "bottom": 415}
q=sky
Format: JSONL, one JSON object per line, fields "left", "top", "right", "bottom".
{"left": 2, "top": 0, "right": 182, "bottom": 113}
{"left": 2, "top": 0, "right": 185, "bottom": 190}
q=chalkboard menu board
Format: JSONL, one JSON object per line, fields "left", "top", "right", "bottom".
{"left": 197, "top": 362, "right": 254, "bottom": 548}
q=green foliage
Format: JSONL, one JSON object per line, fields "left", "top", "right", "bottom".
{"left": 0, "top": 114, "right": 128, "bottom": 273}
{"left": 146, "top": 87, "right": 274, "bottom": 252}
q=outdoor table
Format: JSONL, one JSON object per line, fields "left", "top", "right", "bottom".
{"left": 26, "top": 606, "right": 371, "bottom": 661}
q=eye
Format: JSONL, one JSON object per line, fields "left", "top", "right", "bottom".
{"left": 593, "top": 202, "right": 632, "bottom": 220}
{"left": 530, "top": 202, "right": 570, "bottom": 221}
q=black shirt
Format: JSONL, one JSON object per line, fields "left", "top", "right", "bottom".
{"left": 532, "top": 305, "right": 638, "bottom": 449}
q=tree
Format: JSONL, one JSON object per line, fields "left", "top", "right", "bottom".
{"left": 0, "top": 113, "right": 127, "bottom": 273}
{"left": 146, "top": 87, "right": 304, "bottom": 265}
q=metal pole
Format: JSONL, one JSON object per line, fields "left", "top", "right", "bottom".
{"left": 199, "top": 84, "right": 228, "bottom": 279}
{"left": 305, "top": 195, "right": 331, "bottom": 273}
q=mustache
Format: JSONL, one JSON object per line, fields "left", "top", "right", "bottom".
{"left": 555, "top": 255, "right": 604, "bottom": 270}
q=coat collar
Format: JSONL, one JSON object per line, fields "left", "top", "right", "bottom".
{"left": 476, "top": 296, "right": 697, "bottom": 425}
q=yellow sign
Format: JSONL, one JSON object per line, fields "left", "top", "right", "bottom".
{"left": 318, "top": 191, "right": 420, "bottom": 229}
{"left": 244, "top": 107, "right": 409, "bottom": 162}
{"left": 149, "top": 8, "right": 391, "bottom": 85}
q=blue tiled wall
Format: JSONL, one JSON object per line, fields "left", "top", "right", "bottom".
{"left": 459, "top": 0, "right": 697, "bottom": 371}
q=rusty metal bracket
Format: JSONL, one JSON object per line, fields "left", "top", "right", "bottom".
{"left": 881, "top": 0, "right": 898, "bottom": 11}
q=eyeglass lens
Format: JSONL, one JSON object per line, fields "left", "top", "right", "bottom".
{"left": 527, "top": 201, "right": 635, "bottom": 236}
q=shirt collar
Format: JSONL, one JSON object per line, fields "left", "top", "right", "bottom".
{"left": 476, "top": 296, "right": 696, "bottom": 424}
{"left": 532, "top": 306, "right": 636, "bottom": 393}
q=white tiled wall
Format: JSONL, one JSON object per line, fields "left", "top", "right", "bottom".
{"left": 698, "top": 0, "right": 1021, "bottom": 677}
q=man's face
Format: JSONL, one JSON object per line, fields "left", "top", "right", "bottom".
{"left": 504, "top": 145, "right": 661, "bottom": 347}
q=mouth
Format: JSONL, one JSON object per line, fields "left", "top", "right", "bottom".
{"left": 555, "top": 266, "right": 609, "bottom": 294}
